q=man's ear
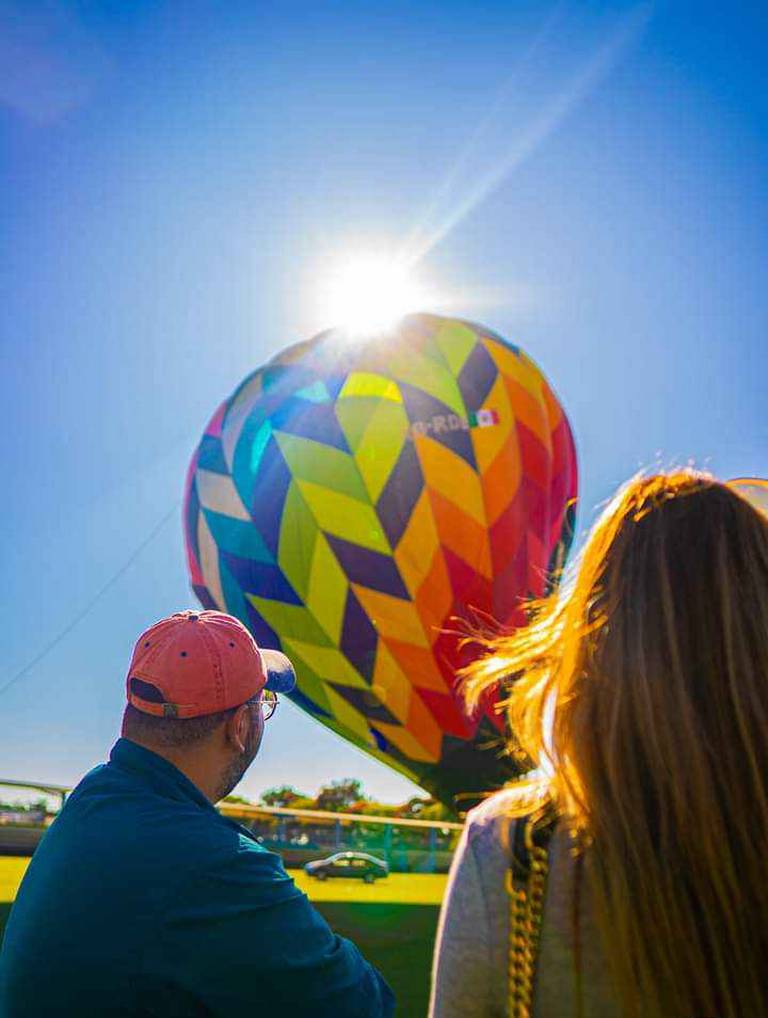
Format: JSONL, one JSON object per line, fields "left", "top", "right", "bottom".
{"left": 225, "top": 704, "right": 250, "bottom": 753}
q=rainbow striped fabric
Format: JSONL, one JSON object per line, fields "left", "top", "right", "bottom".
{"left": 184, "top": 314, "right": 577, "bottom": 804}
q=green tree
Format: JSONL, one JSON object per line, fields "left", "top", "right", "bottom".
{"left": 356, "top": 800, "right": 399, "bottom": 818}
{"left": 396, "top": 796, "right": 431, "bottom": 818}
{"left": 315, "top": 778, "right": 366, "bottom": 813}
{"left": 260, "top": 785, "right": 310, "bottom": 808}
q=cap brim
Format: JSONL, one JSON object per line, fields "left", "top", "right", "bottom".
{"left": 262, "top": 649, "right": 297, "bottom": 693}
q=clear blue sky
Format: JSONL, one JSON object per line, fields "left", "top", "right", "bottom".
{"left": 1, "top": 0, "right": 766, "bottom": 803}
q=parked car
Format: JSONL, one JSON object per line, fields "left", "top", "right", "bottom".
{"left": 304, "top": 851, "right": 389, "bottom": 883}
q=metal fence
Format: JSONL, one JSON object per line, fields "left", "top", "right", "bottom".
{"left": 0, "top": 780, "right": 463, "bottom": 871}
{"left": 219, "top": 802, "right": 463, "bottom": 872}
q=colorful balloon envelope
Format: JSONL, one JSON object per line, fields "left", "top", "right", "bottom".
{"left": 184, "top": 313, "right": 577, "bottom": 806}
{"left": 729, "top": 477, "right": 768, "bottom": 517}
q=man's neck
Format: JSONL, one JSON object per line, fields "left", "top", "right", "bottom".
{"left": 122, "top": 736, "right": 220, "bottom": 803}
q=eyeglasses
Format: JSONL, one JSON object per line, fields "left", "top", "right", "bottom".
{"left": 244, "top": 690, "right": 278, "bottom": 721}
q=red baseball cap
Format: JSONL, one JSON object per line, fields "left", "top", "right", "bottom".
{"left": 126, "top": 610, "right": 296, "bottom": 718}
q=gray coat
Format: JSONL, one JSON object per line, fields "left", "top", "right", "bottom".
{"left": 429, "top": 789, "right": 621, "bottom": 1017}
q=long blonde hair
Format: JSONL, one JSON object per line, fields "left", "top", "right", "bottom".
{"left": 464, "top": 470, "right": 768, "bottom": 1017}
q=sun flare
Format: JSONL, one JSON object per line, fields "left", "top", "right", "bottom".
{"left": 321, "top": 254, "right": 431, "bottom": 335}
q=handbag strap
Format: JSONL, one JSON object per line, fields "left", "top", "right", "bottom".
{"left": 506, "top": 809, "right": 556, "bottom": 1018}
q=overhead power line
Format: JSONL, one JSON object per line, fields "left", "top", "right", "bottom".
{"left": 0, "top": 502, "right": 181, "bottom": 700}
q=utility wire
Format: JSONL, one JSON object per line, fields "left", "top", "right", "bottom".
{"left": 0, "top": 501, "right": 181, "bottom": 700}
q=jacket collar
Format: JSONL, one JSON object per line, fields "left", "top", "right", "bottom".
{"left": 109, "top": 737, "right": 216, "bottom": 812}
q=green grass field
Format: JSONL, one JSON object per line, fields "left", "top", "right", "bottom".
{"left": 0, "top": 858, "right": 446, "bottom": 1016}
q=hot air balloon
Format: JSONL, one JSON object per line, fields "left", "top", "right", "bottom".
{"left": 729, "top": 477, "right": 768, "bottom": 516}
{"left": 184, "top": 313, "right": 577, "bottom": 806}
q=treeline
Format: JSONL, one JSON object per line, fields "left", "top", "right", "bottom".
{"left": 0, "top": 798, "right": 50, "bottom": 814}
{"left": 224, "top": 778, "right": 458, "bottom": 822}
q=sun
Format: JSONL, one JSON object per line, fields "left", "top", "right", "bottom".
{"left": 321, "top": 254, "right": 431, "bottom": 335}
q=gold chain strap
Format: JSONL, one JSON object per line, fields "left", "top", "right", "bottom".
{"left": 507, "top": 818, "right": 551, "bottom": 1018}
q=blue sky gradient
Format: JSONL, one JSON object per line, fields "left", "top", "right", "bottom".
{"left": 1, "top": 0, "right": 766, "bottom": 802}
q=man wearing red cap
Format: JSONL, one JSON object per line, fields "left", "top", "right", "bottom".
{"left": 0, "top": 611, "right": 394, "bottom": 1016}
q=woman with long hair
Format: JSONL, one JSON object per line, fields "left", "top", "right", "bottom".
{"left": 430, "top": 470, "right": 768, "bottom": 1017}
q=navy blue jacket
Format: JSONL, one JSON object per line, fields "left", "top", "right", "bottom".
{"left": 0, "top": 739, "right": 394, "bottom": 1016}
